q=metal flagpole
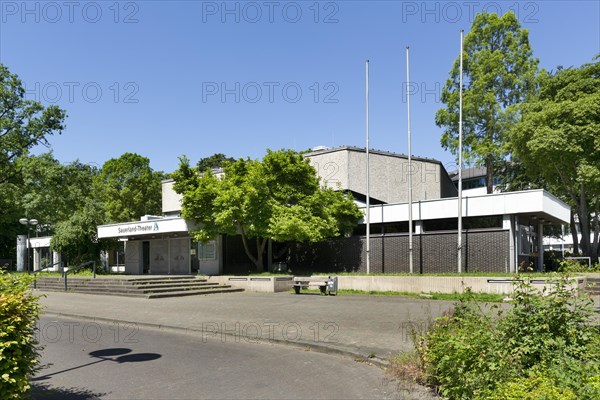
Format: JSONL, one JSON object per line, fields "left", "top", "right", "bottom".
{"left": 366, "top": 59, "right": 371, "bottom": 274}
{"left": 406, "top": 47, "right": 414, "bottom": 274}
{"left": 458, "top": 30, "right": 464, "bottom": 273}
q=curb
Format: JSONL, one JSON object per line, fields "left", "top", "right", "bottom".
{"left": 42, "top": 311, "right": 391, "bottom": 368}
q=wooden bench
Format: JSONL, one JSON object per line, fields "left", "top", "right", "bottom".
{"left": 292, "top": 276, "right": 337, "bottom": 295}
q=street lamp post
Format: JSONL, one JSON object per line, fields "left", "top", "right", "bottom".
{"left": 19, "top": 218, "right": 38, "bottom": 273}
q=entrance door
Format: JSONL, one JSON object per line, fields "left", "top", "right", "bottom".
{"left": 169, "top": 238, "right": 190, "bottom": 274}
{"left": 142, "top": 241, "right": 150, "bottom": 274}
{"left": 150, "top": 240, "right": 169, "bottom": 274}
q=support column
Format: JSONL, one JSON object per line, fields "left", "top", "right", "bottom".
{"left": 538, "top": 221, "right": 544, "bottom": 272}
{"left": 52, "top": 251, "right": 62, "bottom": 272}
{"left": 514, "top": 215, "right": 520, "bottom": 273}
{"left": 16, "top": 235, "right": 26, "bottom": 272}
{"left": 415, "top": 220, "right": 423, "bottom": 234}
{"left": 504, "top": 215, "right": 515, "bottom": 274}
{"left": 33, "top": 248, "right": 41, "bottom": 272}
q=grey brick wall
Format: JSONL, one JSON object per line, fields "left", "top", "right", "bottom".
{"left": 223, "top": 230, "right": 511, "bottom": 274}
{"left": 287, "top": 230, "right": 510, "bottom": 274}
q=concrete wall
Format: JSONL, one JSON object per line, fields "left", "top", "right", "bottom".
{"left": 162, "top": 180, "right": 182, "bottom": 215}
{"left": 203, "top": 275, "right": 585, "bottom": 295}
{"left": 335, "top": 276, "right": 586, "bottom": 295}
{"left": 306, "top": 147, "right": 456, "bottom": 204}
{"left": 205, "top": 276, "right": 293, "bottom": 292}
{"left": 308, "top": 149, "right": 348, "bottom": 189}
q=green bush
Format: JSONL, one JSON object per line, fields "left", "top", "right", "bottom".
{"left": 416, "top": 296, "right": 504, "bottom": 399}
{"left": 485, "top": 368, "right": 577, "bottom": 400}
{"left": 416, "top": 276, "right": 599, "bottom": 399}
{"left": 0, "top": 271, "right": 42, "bottom": 399}
{"left": 558, "top": 259, "right": 600, "bottom": 273}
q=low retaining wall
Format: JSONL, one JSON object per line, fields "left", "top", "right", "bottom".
{"left": 206, "top": 276, "right": 293, "bottom": 292}
{"left": 337, "top": 276, "right": 586, "bottom": 295}
{"left": 205, "top": 275, "right": 587, "bottom": 295}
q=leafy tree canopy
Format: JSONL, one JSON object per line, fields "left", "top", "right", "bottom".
{"left": 95, "top": 152, "right": 164, "bottom": 223}
{"left": 173, "top": 149, "right": 363, "bottom": 271}
{"left": 0, "top": 153, "right": 98, "bottom": 261}
{"left": 436, "top": 11, "right": 539, "bottom": 193}
{"left": 0, "top": 64, "right": 66, "bottom": 184}
{"left": 196, "top": 153, "right": 234, "bottom": 172}
{"left": 14, "top": 153, "right": 98, "bottom": 230}
{"left": 510, "top": 56, "right": 600, "bottom": 257}
{"left": 50, "top": 199, "right": 108, "bottom": 266}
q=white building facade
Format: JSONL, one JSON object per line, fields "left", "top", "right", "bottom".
{"left": 95, "top": 147, "right": 571, "bottom": 275}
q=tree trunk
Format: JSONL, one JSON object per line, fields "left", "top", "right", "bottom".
{"left": 485, "top": 156, "right": 494, "bottom": 194}
{"left": 255, "top": 238, "right": 263, "bottom": 272}
{"left": 239, "top": 230, "right": 265, "bottom": 271}
{"left": 576, "top": 183, "right": 592, "bottom": 257}
{"left": 569, "top": 212, "right": 580, "bottom": 256}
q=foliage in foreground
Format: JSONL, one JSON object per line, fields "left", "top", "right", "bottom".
{"left": 415, "top": 277, "right": 600, "bottom": 399}
{"left": 0, "top": 271, "right": 42, "bottom": 399}
{"left": 558, "top": 259, "right": 600, "bottom": 273}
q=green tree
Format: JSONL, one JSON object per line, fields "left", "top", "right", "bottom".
{"left": 436, "top": 12, "right": 539, "bottom": 193}
{"left": 510, "top": 57, "right": 600, "bottom": 258}
{"left": 95, "top": 152, "right": 164, "bottom": 223}
{"left": 173, "top": 149, "right": 363, "bottom": 271}
{"left": 50, "top": 199, "right": 107, "bottom": 265}
{"left": 0, "top": 64, "right": 66, "bottom": 184}
{"left": 0, "top": 154, "right": 98, "bottom": 261}
{"left": 0, "top": 63, "right": 65, "bottom": 260}
{"left": 15, "top": 153, "right": 98, "bottom": 230}
{"left": 196, "top": 153, "right": 234, "bottom": 172}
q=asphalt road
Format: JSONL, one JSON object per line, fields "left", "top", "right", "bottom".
{"left": 31, "top": 316, "right": 431, "bottom": 400}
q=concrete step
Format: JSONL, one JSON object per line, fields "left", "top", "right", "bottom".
{"left": 124, "top": 281, "right": 217, "bottom": 289}
{"left": 32, "top": 275, "right": 243, "bottom": 298}
{"left": 585, "top": 279, "right": 600, "bottom": 294}
{"left": 34, "top": 282, "right": 223, "bottom": 294}
{"left": 146, "top": 287, "right": 244, "bottom": 299}
{"left": 128, "top": 279, "right": 207, "bottom": 286}
{"left": 33, "top": 288, "right": 147, "bottom": 298}
{"left": 35, "top": 286, "right": 243, "bottom": 298}
{"left": 34, "top": 281, "right": 219, "bottom": 292}
{"left": 123, "top": 276, "right": 203, "bottom": 282}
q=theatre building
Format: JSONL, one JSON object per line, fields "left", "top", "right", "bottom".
{"left": 94, "top": 146, "right": 572, "bottom": 275}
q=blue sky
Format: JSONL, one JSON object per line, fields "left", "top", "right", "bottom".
{"left": 1, "top": 1, "right": 599, "bottom": 173}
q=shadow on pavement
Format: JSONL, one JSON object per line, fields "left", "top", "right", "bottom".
{"left": 30, "top": 383, "right": 106, "bottom": 400}
{"left": 33, "top": 347, "right": 162, "bottom": 381}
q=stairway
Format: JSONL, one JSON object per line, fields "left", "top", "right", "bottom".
{"left": 585, "top": 277, "right": 600, "bottom": 296}
{"left": 584, "top": 277, "right": 600, "bottom": 313}
{"left": 32, "top": 275, "right": 244, "bottom": 299}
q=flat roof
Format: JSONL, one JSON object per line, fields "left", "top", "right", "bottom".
{"left": 361, "top": 189, "right": 570, "bottom": 225}
{"left": 304, "top": 145, "right": 445, "bottom": 165}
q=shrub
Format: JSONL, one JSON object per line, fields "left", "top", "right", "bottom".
{"left": 416, "top": 276, "right": 599, "bottom": 399}
{"left": 559, "top": 259, "right": 600, "bottom": 273}
{"left": 484, "top": 368, "right": 577, "bottom": 400}
{"left": 0, "top": 271, "right": 42, "bottom": 399}
{"left": 416, "top": 292, "right": 509, "bottom": 399}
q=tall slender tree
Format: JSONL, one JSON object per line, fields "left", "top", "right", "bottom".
{"left": 436, "top": 12, "right": 539, "bottom": 193}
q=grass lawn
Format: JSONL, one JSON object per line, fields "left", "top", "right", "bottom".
{"left": 292, "top": 288, "right": 507, "bottom": 302}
